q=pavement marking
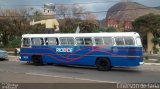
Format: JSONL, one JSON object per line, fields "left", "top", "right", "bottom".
{"left": 26, "top": 72, "right": 118, "bottom": 83}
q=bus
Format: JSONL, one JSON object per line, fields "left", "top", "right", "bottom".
{"left": 19, "top": 32, "right": 144, "bottom": 71}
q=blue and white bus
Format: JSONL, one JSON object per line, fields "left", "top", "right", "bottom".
{"left": 20, "top": 32, "right": 144, "bottom": 71}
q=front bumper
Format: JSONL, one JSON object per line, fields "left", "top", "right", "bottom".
{"left": 139, "top": 62, "right": 144, "bottom": 65}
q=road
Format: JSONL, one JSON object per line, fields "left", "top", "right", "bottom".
{"left": 0, "top": 56, "right": 160, "bottom": 83}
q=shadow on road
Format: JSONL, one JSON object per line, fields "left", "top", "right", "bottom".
{"left": 21, "top": 62, "right": 141, "bottom": 73}
{"left": 111, "top": 67, "right": 141, "bottom": 73}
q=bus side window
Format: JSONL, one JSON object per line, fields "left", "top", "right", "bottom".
{"left": 95, "top": 37, "right": 103, "bottom": 45}
{"left": 40, "top": 38, "right": 44, "bottom": 45}
{"left": 124, "top": 37, "right": 134, "bottom": 45}
{"left": 76, "top": 38, "right": 84, "bottom": 46}
{"left": 45, "top": 37, "right": 58, "bottom": 45}
{"left": 76, "top": 37, "right": 92, "bottom": 46}
{"left": 67, "top": 38, "right": 75, "bottom": 45}
{"left": 31, "top": 38, "right": 44, "bottom": 46}
{"left": 60, "top": 37, "right": 74, "bottom": 46}
{"left": 115, "top": 37, "right": 125, "bottom": 45}
{"left": 136, "top": 37, "right": 142, "bottom": 46}
{"left": 103, "top": 37, "right": 113, "bottom": 46}
{"left": 84, "top": 38, "right": 93, "bottom": 46}
{"left": 22, "top": 38, "right": 30, "bottom": 47}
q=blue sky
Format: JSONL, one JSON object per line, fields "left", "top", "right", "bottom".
{"left": 0, "top": 0, "right": 160, "bottom": 20}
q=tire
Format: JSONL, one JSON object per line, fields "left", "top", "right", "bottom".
{"left": 47, "top": 63, "right": 53, "bottom": 65}
{"left": 96, "top": 58, "right": 111, "bottom": 71}
{"left": 32, "top": 56, "right": 43, "bottom": 66}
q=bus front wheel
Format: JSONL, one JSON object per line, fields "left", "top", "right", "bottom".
{"left": 96, "top": 58, "right": 111, "bottom": 71}
{"left": 32, "top": 56, "right": 43, "bottom": 66}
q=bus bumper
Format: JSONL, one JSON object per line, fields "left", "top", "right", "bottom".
{"left": 19, "top": 56, "right": 21, "bottom": 60}
{"left": 139, "top": 62, "right": 144, "bottom": 65}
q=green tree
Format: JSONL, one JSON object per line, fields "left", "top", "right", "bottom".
{"left": 106, "top": 27, "right": 117, "bottom": 32}
{"left": 0, "top": 8, "right": 45, "bottom": 47}
{"left": 132, "top": 13, "right": 160, "bottom": 50}
{"left": 133, "top": 13, "right": 160, "bottom": 37}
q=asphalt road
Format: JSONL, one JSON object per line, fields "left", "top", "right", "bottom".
{"left": 0, "top": 56, "right": 160, "bottom": 83}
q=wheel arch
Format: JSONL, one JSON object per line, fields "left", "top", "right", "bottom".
{"left": 95, "top": 57, "right": 111, "bottom": 65}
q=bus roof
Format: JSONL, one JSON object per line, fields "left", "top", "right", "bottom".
{"left": 22, "top": 32, "right": 140, "bottom": 38}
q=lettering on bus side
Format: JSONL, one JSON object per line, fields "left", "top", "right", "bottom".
{"left": 56, "top": 48, "right": 73, "bottom": 53}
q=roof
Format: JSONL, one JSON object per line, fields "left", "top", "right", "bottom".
{"left": 22, "top": 32, "right": 140, "bottom": 38}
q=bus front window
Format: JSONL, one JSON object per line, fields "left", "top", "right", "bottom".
{"left": 22, "top": 38, "right": 30, "bottom": 47}
{"left": 136, "top": 37, "right": 142, "bottom": 46}
{"left": 124, "top": 37, "right": 135, "bottom": 45}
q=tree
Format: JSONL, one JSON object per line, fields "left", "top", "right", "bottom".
{"left": 133, "top": 13, "right": 160, "bottom": 37}
{"left": 56, "top": 5, "right": 99, "bottom": 33}
{"left": 0, "top": 8, "right": 45, "bottom": 47}
{"left": 0, "top": 6, "right": 100, "bottom": 47}
{"left": 132, "top": 13, "right": 160, "bottom": 51}
{"left": 106, "top": 27, "right": 117, "bottom": 32}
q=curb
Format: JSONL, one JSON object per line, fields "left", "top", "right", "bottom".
{"left": 144, "top": 63, "right": 160, "bottom": 66}
{"left": 8, "top": 55, "right": 19, "bottom": 57}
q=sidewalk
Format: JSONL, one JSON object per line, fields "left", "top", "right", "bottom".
{"left": 144, "top": 63, "right": 160, "bottom": 66}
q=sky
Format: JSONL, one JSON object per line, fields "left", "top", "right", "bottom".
{"left": 0, "top": 0, "right": 160, "bottom": 20}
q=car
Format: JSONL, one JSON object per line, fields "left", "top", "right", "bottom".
{"left": 0, "top": 49, "right": 8, "bottom": 60}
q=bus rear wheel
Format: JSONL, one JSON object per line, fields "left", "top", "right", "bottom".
{"left": 96, "top": 58, "right": 111, "bottom": 71}
{"left": 32, "top": 56, "right": 43, "bottom": 66}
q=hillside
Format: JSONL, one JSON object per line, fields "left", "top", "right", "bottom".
{"left": 155, "top": 6, "right": 160, "bottom": 10}
{"left": 106, "top": 1, "right": 160, "bottom": 21}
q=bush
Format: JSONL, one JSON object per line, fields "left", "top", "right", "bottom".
{"left": 7, "top": 37, "right": 21, "bottom": 48}
{"left": 144, "top": 55, "right": 149, "bottom": 60}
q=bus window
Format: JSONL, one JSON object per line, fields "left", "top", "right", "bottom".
{"left": 76, "top": 38, "right": 84, "bottom": 45}
{"left": 103, "top": 37, "right": 113, "bottom": 46}
{"left": 60, "top": 37, "right": 74, "bottom": 46}
{"left": 67, "top": 38, "right": 75, "bottom": 45}
{"left": 95, "top": 37, "right": 103, "bottom": 45}
{"left": 31, "top": 38, "right": 44, "bottom": 46}
{"left": 76, "top": 37, "right": 92, "bottom": 46}
{"left": 45, "top": 37, "right": 58, "bottom": 45}
{"left": 136, "top": 37, "right": 142, "bottom": 46}
{"left": 84, "top": 38, "right": 93, "bottom": 46}
{"left": 60, "top": 38, "right": 67, "bottom": 45}
{"left": 124, "top": 37, "right": 134, "bottom": 45}
{"left": 115, "top": 38, "right": 125, "bottom": 45}
{"left": 23, "top": 38, "right": 30, "bottom": 47}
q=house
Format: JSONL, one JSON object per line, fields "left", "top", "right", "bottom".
{"left": 106, "top": 18, "right": 133, "bottom": 31}
{"left": 123, "top": 20, "right": 133, "bottom": 30}
{"left": 106, "top": 17, "right": 119, "bottom": 29}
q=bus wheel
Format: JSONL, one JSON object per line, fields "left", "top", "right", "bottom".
{"left": 47, "top": 63, "right": 53, "bottom": 65}
{"left": 32, "top": 56, "right": 43, "bottom": 66}
{"left": 96, "top": 58, "right": 111, "bottom": 71}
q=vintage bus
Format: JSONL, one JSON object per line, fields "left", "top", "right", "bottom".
{"left": 20, "top": 32, "right": 144, "bottom": 71}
